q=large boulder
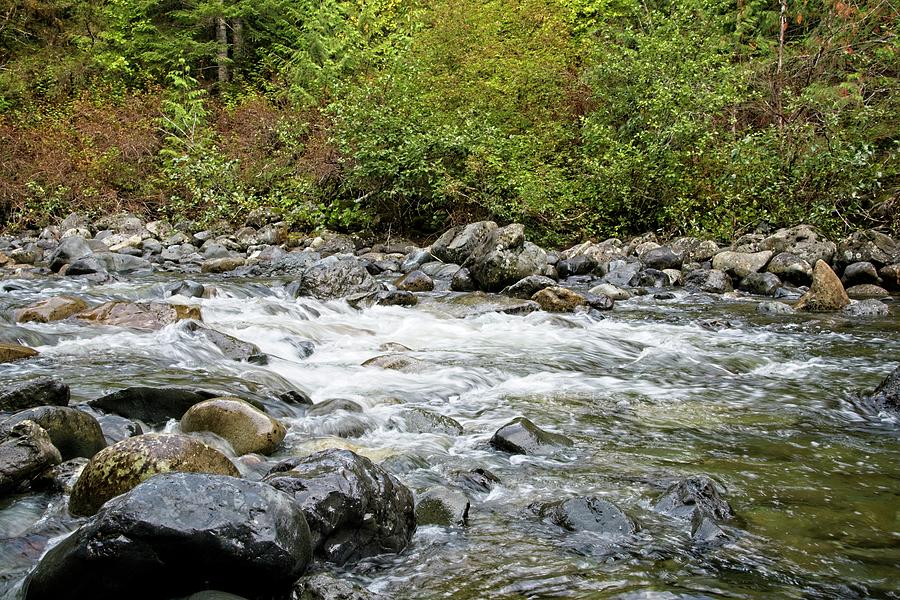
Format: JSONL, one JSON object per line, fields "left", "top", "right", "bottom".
{"left": 795, "top": 260, "right": 850, "bottom": 312}
{"left": 535, "top": 496, "right": 635, "bottom": 536}
{"left": 2, "top": 406, "right": 106, "bottom": 460}
{"left": 684, "top": 269, "right": 733, "bottom": 294}
{"left": 766, "top": 252, "right": 813, "bottom": 285}
{"left": 48, "top": 236, "right": 92, "bottom": 272}
{"left": 296, "top": 256, "right": 379, "bottom": 300}
{"left": 69, "top": 433, "right": 240, "bottom": 516}
{"left": 653, "top": 474, "right": 733, "bottom": 542}
{"left": 862, "top": 365, "right": 900, "bottom": 411}
{"left": 181, "top": 397, "right": 286, "bottom": 456}
{"left": 489, "top": 417, "right": 573, "bottom": 455}
{"left": 0, "top": 420, "right": 61, "bottom": 494}
{"left": 180, "top": 321, "right": 267, "bottom": 364}
{"left": 670, "top": 237, "right": 719, "bottom": 263}
{"left": 416, "top": 487, "right": 470, "bottom": 526}
{"left": 501, "top": 275, "right": 557, "bottom": 299}
{"left": 264, "top": 449, "right": 416, "bottom": 564}
{"left": 835, "top": 230, "right": 900, "bottom": 270}
{"left": 92, "top": 252, "right": 151, "bottom": 274}
{"left": 88, "top": 387, "right": 216, "bottom": 425}
{"left": 395, "top": 270, "right": 434, "bottom": 292}
{"left": 0, "top": 379, "right": 69, "bottom": 412}
{"left": 712, "top": 251, "right": 773, "bottom": 279}
{"left": 468, "top": 224, "right": 548, "bottom": 292}
{"left": 841, "top": 261, "right": 881, "bottom": 286}
{"left": 430, "top": 221, "right": 498, "bottom": 265}
{"left": 76, "top": 301, "right": 200, "bottom": 331}
{"left": 879, "top": 264, "right": 900, "bottom": 290}
{"left": 759, "top": 225, "right": 836, "bottom": 265}
{"left": 14, "top": 296, "right": 89, "bottom": 323}
{"left": 531, "top": 287, "right": 588, "bottom": 312}
{"left": 0, "top": 343, "right": 39, "bottom": 364}
{"left": 641, "top": 246, "right": 682, "bottom": 271}
{"left": 25, "top": 473, "right": 312, "bottom": 600}
{"left": 738, "top": 272, "right": 781, "bottom": 296}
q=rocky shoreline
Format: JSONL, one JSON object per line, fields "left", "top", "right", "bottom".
{"left": 1, "top": 214, "right": 899, "bottom": 599}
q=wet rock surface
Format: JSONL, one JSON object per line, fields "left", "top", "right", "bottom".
{"left": 1, "top": 406, "right": 106, "bottom": 460}
{"left": 0, "top": 380, "right": 69, "bottom": 412}
{"left": 490, "top": 417, "right": 573, "bottom": 455}
{"left": 0, "top": 420, "right": 62, "bottom": 494}
{"left": 535, "top": 496, "right": 635, "bottom": 536}
{"left": 181, "top": 397, "right": 286, "bottom": 455}
{"left": 87, "top": 387, "right": 216, "bottom": 425}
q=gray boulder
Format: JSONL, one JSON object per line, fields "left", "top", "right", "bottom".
{"left": 468, "top": 225, "right": 548, "bottom": 292}
{"left": 760, "top": 225, "right": 836, "bottom": 265}
{"left": 844, "top": 299, "right": 889, "bottom": 317}
{"left": 297, "top": 256, "right": 378, "bottom": 300}
{"left": 535, "top": 496, "right": 635, "bottom": 536}
{"left": 48, "top": 236, "right": 92, "bottom": 272}
{"left": 416, "top": 487, "right": 470, "bottom": 526}
{"left": 842, "top": 261, "right": 881, "bottom": 286}
{"left": 430, "top": 221, "right": 497, "bottom": 265}
{"left": 712, "top": 251, "right": 773, "bottom": 279}
{"left": 489, "top": 417, "right": 572, "bottom": 455}
{"left": 835, "top": 230, "right": 900, "bottom": 269}
{"left": 0, "top": 420, "right": 62, "bottom": 494}
{"left": 2, "top": 406, "right": 105, "bottom": 460}
{"left": 684, "top": 269, "right": 733, "bottom": 294}
{"left": 88, "top": 387, "right": 216, "bottom": 425}
{"left": 739, "top": 272, "right": 781, "bottom": 296}
{"left": 641, "top": 246, "right": 682, "bottom": 271}
{"left": 0, "top": 379, "right": 69, "bottom": 412}
{"left": 766, "top": 252, "right": 813, "bottom": 285}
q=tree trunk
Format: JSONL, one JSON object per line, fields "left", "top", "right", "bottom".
{"left": 231, "top": 17, "right": 243, "bottom": 65}
{"left": 775, "top": 0, "right": 788, "bottom": 133}
{"left": 216, "top": 15, "right": 228, "bottom": 85}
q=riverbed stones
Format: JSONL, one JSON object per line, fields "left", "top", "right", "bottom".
{"left": 0, "top": 343, "right": 39, "bottom": 363}
{"left": 654, "top": 475, "right": 733, "bottom": 522}
{"left": 181, "top": 397, "right": 286, "bottom": 456}
{"left": 180, "top": 321, "right": 267, "bottom": 364}
{"left": 684, "top": 269, "right": 733, "bottom": 294}
{"left": 14, "top": 296, "right": 89, "bottom": 323}
{"left": 25, "top": 473, "right": 312, "bottom": 600}
{"left": 536, "top": 496, "right": 635, "bottom": 536}
{"left": 48, "top": 236, "right": 92, "bottom": 272}
{"left": 400, "top": 408, "right": 464, "bottom": 436}
{"left": 739, "top": 272, "right": 781, "bottom": 296}
{"left": 0, "top": 420, "right": 62, "bottom": 494}
{"left": 794, "top": 260, "right": 850, "bottom": 312}
{"left": 201, "top": 256, "right": 245, "bottom": 273}
{"left": 68, "top": 433, "right": 240, "bottom": 516}
{"left": 264, "top": 449, "right": 416, "bottom": 564}
{"left": 296, "top": 256, "right": 378, "bottom": 300}
{"left": 490, "top": 417, "right": 573, "bottom": 455}
{"left": 395, "top": 270, "right": 434, "bottom": 292}
{"left": 0, "top": 379, "right": 69, "bottom": 412}
{"left": 835, "top": 229, "right": 900, "bottom": 269}
{"left": 502, "top": 275, "right": 556, "bottom": 299}
{"left": 641, "top": 246, "right": 682, "bottom": 271}
{"left": 531, "top": 286, "right": 587, "bottom": 312}
{"left": 76, "top": 300, "right": 200, "bottom": 330}
{"left": 88, "top": 387, "right": 216, "bottom": 425}
{"left": 2, "top": 406, "right": 106, "bottom": 460}
{"left": 760, "top": 225, "right": 836, "bottom": 266}
{"left": 846, "top": 284, "right": 890, "bottom": 299}
{"left": 841, "top": 261, "right": 881, "bottom": 286}
{"left": 766, "top": 252, "right": 813, "bottom": 285}
{"left": 844, "top": 299, "right": 890, "bottom": 317}
{"left": 712, "top": 250, "right": 773, "bottom": 279}
{"left": 416, "top": 487, "right": 470, "bottom": 526}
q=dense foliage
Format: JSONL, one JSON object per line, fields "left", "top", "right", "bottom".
{"left": 1, "top": 0, "right": 897, "bottom": 242}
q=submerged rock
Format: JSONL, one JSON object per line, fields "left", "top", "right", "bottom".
{"left": 416, "top": 487, "right": 470, "bottom": 526}
{"left": 264, "top": 449, "right": 416, "bottom": 564}
{"left": 401, "top": 408, "right": 464, "bottom": 436}
{"left": 489, "top": 417, "right": 573, "bottom": 455}
{"left": 288, "top": 573, "right": 380, "bottom": 600}
{"left": 180, "top": 321, "right": 268, "bottom": 364}
{"left": 0, "top": 379, "right": 69, "bottom": 412}
{"left": 756, "top": 301, "right": 796, "bottom": 315}
{"left": 654, "top": 475, "right": 733, "bottom": 522}
{"left": 2, "top": 406, "right": 106, "bottom": 460}
{"left": 794, "top": 260, "right": 850, "bottom": 312}
{"left": 25, "top": 473, "right": 311, "bottom": 600}
{"left": 69, "top": 433, "right": 240, "bottom": 516}
{"left": 76, "top": 301, "right": 200, "bottom": 331}
{"left": 862, "top": 365, "right": 900, "bottom": 411}
{"left": 14, "top": 296, "right": 88, "bottom": 323}
{"left": 535, "top": 496, "right": 635, "bottom": 536}
{"left": 87, "top": 387, "right": 216, "bottom": 425}
{"left": 181, "top": 397, "right": 286, "bottom": 456}
{"left": 0, "top": 420, "right": 62, "bottom": 494}
{"left": 0, "top": 343, "right": 39, "bottom": 364}
{"left": 362, "top": 354, "right": 426, "bottom": 372}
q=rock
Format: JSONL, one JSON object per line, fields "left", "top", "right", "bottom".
{"left": 416, "top": 487, "right": 470, "bottom": 526}
{"left": 450, "top": 267, "right": 475, "bottom": 291}
{"left": 841, "top": 261, "right": 881, "bottom": 286}
{"left": 712, "top": 250, "right": 773, "bottom": 279}
{"left": 489, "top": 417, "right": 573, "bottom": 455}
{"left": 48, "top": 236, "right": 92, "bottom": 272}
{"left": 264, "top": 449, "right": 416, "bottom": 564}
{"left": 835, "top": 230, "right": 900, "bottom": 269}
{"left": 0, "top": 420, "right": 62, "bottom": 494}
{"left": 442, "top": 291, "right": 540, "bottom": 317}
{"left": 181, "top": 321, "right": 267, "bottom": 364}
{"left": 501, "top": 275, "right": 557, "bottom": 299}
{"left": 288, "top": 573, "right": 379, "bottom": 600}
{"left": 684, "top": 269, "right": 733, "bottom": 294}
{"left": 469, "top": 232, "right": 548, "bottom": 292}
{"left": 662, "top": 268, "right": 683, "bottom": 286}
{"left": 64, "top": 255, "right": 107, "bottom": 277}
{"left": 641, "top": 246, "right": 682, "bottom": 271}
{"left": 879, "top": 264, "right": 900, "bottom": 290}
{"left": 600, "top": 261, "right": 642, "bottom": 288}
{"left": 96, "top": 414, "right": 143, "bottom": 446}
{"left": 563, "top": 239, "right": 626, "bottom": 264}
{"left": 181, "top": 397, "right": 286, "bottom": 456}
{"left": 68, "top": 433, "right": 240, "bottom": 516}
{"left": 400, "top": 408, "right": 463, "bottom": 435}
{"left": 535, "top": 496, "right": 635, "bottom": 536}
{"left": 531, "top": 286, "right": 587, "bottom": 312}
{"left": 671, "top": 237, "right": 719, "bottom": 263}
{"left": 0, "top": 342, "right": 39, "bottom": 363}
{"left": 635, "top": 268, "right": 670, "bottom": 288}
{"left": 430, "top": 221, "right": 498, "bottom": 265}
{"left": 795, "top": 260, "right": 850, "bottom": 312}
{"left": 653, "top": 292, "right": 675, "bottom": 300}
{"left": 375, "top": 290, "right": 418, "bottom": 307}
{"left": 739, "top": 272, "right": 781, "bottom": 296}
{"left": 400, "top": 249, "right": 433, "bottom": 273}
{"left": 0, "top": 379, "right": 69, "bottom": 412}
{"left": 297, "top": 257, "right": 378, "bottom": 300}
{"left": 93, "top": 252, "right": 151, "bottom": 274}
{"left": 863, "top": 365, "right": 900, "bottom": 411}
{"left": 2, "top": 406, "right": 106, "bottom": 460}
{"left": 32, "top": 457, "right": 89, "bottom": 494}
{"left": 556, "top": 254, "right": 596, "bottom": 278}
{"left": 456, "top": 468, "right": 501, "bottom": 494}
{"left": 168, "top": 280, "right": 205, "bottom": 298}
{"left": 14, "top": 296, "right": 88, "bottom": 323}
{"left": 759, "top": 225, "right": 836, "bottom": 265}
{"left": 846, "top": 284, "right": 890, "bottom": 299}
{"left": 88, "top": 387, "right": 216, "bottom": 425}
{"left": 306, "top": 398, "right": 363, "bottom": 417}
{"left": 395, "top": 270, "right": 434, "bottom": 292}
{"left": 653, "top": 475, "right": 733, "bottom": 525}
{"left": 420, "top": 261, "right": 460, "bottom": 279}
{"left": 361, "top": 354, "right": 426, "bottom": 372}
{"left": 844, "top": 299, "right": 890, "bottom": 317}
{"left": 25, "top": 473, "right": 311, "bottom": 600}
{"left": 766, "top": 252, "right": 813, "bottom": 285}
{"left": 201, "top": 257, "right": 245, "bottom": 273}
{"left": 588, "top": 283, "right": 631, "bottom": 300}
{"left": 76, "top": 301, "right": 200, "bottom": 331}
{"left": 756, "top": 301, "right": 797, "bottom": 315}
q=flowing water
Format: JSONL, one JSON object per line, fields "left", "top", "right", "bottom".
{"left": 1, "top": 273, "right": 898, "bottom": 599}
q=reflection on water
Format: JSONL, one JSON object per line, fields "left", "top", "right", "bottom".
{"left": 1, "top": 274, "right": 898, "bottom": 599}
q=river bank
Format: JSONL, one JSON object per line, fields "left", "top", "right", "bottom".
{"left": 1, "top": 214, "right": 898, "bottom": 599}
